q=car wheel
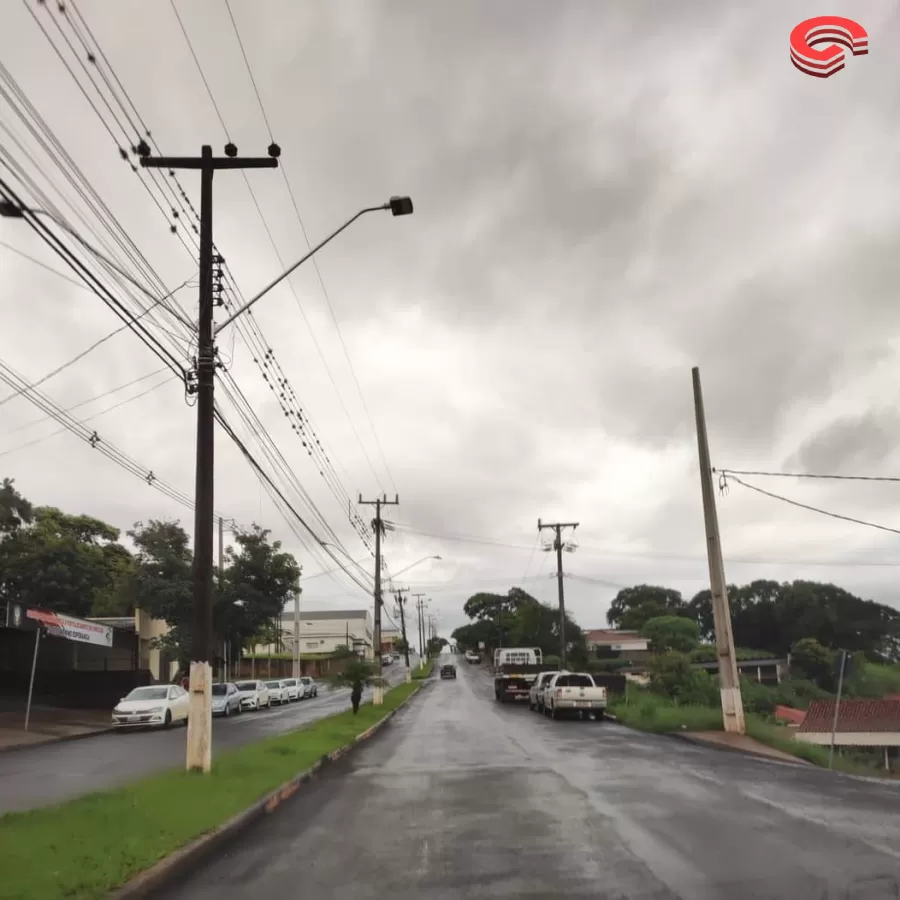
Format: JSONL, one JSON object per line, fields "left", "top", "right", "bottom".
{"left": 164, "top": 709, "right": 172, "bottom": 728}
{"left": 224, "top": 703, "right": 231, "bottom": 718}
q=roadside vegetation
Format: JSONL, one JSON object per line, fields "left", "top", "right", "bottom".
{"left": 0, "top": 682, "right": 421, "bottom": 900}
{"left": 412, "top": 658, "right": 434, "bottom": 679}
{"left": 608, "top": 651, "right": 897, "bottom": 775}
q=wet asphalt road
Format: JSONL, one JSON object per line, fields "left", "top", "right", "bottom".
{"left": 0, "top": 664, "right": 411, "bottom": 815}
{"left": 162, "top": 658, "right": 900, "bottom": 900}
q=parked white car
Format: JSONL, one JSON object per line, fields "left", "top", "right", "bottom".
{"left": 265, "top": 679, "right": 287, "bottom": 704}
{"left": 542, "top": 672, "right": 607, "bottom": 721}
{"left": 529, "top": 671, "right": 567, "bottom": 713}
{"left": 299, "top": 676, "right": 319, "bottom": 698}
{"left": 279, "top": 678, "right": 300, "bottom": 701}
{"left": 112, "top": 684, "right": 189, "bottom": 729}
{"left": 235, "top": 680, "right": 270, "bottom": 711}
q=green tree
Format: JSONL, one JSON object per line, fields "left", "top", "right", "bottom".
{"left": 0, "top": 477, "right": 33, "bottom": 533}
{"left": 688, "top": 580, "right": 900, "bottom": 660}
{"left": 128, "top": 519, "right": 193, "bottom": 666}
{"left": 333, "top": 658, "right": 376, "bottom": 714}
{"left": 607, "top": 585, "right": 688, "bottom": 630}
{"left": 426, "top": 636, "right": 448, "bottom": 657}
{"left": 647, "top": 651, "right": 718, "bottom": 706}
{"left": 641, "top": 615, "right": 700, "bottom": 653}
{"left": 218, "top": 525, "right": 301, "bottom": 658}
{"left": 790, "top": 637, "right": 834, "bottom": 688}
{"left": 451, "top": 620, "right": 495, "bottom": 651}
{"left": 0, "top": 503, "right": 131, "bottom": 617}
{"left": 507, "top": 597, "right": 588, "bottom": 665}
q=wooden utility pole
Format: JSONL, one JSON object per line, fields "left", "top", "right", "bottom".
{"left": 538, "top": 519, "right": 579, "bottom": 669}
{"left": 392, "top": 587, "right": 411, "bottom": 682}
{"left": 359, "top": 493, "right": 399, "bottom": 704}
{"left": 140, "top": 144, "right": 278, "bottom": 772}
{"left": 692, "top": 366, "right": 745, "bottom": 735}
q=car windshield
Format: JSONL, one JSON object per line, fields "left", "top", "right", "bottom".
{"left": 211, "top": 684, "right": 228, "bottom": 696}
{"left": 236, "top": 682, "right": 257, "bottom": 691}
{"left": 283, "top": 679, "right": 295, "bottom": 686}
{"left": 265, "top": 681, "right": 281, "bottom": 689}
{"left": 300, "top": 677, "right": 311, "bottom": 684}
{"left": 124, "top": 687, "right": 168, "bottom": 702}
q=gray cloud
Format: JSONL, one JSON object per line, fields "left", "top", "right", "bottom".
{"left": 2, "top": 0, "right": 900, "bottom": 641}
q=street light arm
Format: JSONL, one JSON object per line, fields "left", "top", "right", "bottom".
{"left": 387, "top": 555, "right": 442, "bottom": 580}
{"left": 214, "top": 204, "right": 386, "bottom": 335}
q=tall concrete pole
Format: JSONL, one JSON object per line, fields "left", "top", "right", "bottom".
{"left": 692, "top": 366, "right": 745, "bottom": 735}
{"left": 140, "top": 145, "right": 277, "bottom": 772}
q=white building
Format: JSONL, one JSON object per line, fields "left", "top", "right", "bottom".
{"left": 257, "top": 608, "right": 374, "bottom": 659}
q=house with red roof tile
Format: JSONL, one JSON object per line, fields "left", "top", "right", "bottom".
{"left": 795, "top": 697, "right": 900, "bottom": 771}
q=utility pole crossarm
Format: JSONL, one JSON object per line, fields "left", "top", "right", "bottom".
{"left": 141, "top": 156, "right": 277, "bottom": 171}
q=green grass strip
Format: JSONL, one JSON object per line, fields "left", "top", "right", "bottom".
{"left": 610, "top": 692, "right": 879, "bottom": 775}
{"left": 0, "top": 682, "right": 420, "bottom": 900}
{"left": 412, "top": 658, "right": 434, "bottom": 679}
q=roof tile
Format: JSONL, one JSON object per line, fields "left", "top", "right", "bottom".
{"left": 798, "top": 698, "right": 900, "bottom": 733}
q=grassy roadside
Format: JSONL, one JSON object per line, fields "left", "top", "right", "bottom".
{"left": 0, "top": 682, "right": 421, "bottom": 900}
{"left": 608, "top": 691, "right": 879, "bottom": 776}
{"left": 412, "top": 658, "right": 434, "bottom": 679}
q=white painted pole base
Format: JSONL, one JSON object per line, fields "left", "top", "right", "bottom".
{"left": 186, "top": 661, "right": 212, "bottom": 772}
{"left": 373, "top": 682, "right": 384, "bottom": 706}
{"left": 405, "top": 666, "right": 412, "bottom": 684}
{"left": 720, "top": 686, "right": 746, "bottom": 735}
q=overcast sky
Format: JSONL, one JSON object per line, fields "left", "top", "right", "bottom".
{"left": 2, "top": 1, "right": 900, "bottom": 641}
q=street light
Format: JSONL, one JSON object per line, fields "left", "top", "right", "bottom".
{"left": 388, "top": 555, "right": 441, "bottom": 580}
{"left": 4, "top": 174, "right": 413, "bottom": 772}
{"left": 214, "top": 196, "right": 414, "bottom": 334}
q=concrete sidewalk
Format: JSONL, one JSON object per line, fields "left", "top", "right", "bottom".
{"left": 0, "top": 706, "right": 113, "bottom": 752}
{"left": 676, "top": 729, "right": 812, "bottom": 765}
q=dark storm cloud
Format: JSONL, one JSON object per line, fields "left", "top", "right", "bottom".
{"left": 787, "top": 409, "right": 900, "bottom": 474}
{"left": 4, "top": 0, "right": 900, "bottom": 627}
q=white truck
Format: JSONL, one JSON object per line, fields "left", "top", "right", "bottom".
{"left": 493, "top": 647, "right": 548, "bottom": 703}
{"left": 541, "top": 672, "right": 607, "bottom": 720}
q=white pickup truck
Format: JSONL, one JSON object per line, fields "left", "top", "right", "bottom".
{"left": 542, "top": 672, "right": 607, "bottom": 721}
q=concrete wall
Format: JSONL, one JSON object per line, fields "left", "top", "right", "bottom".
{"left": 134, "top": 608, "right": 177, "bottom": 682}
{"left": 255, "top": 613, "right": 374, "bottom": 659}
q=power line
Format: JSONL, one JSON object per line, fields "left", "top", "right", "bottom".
{"left": 715, "top": 467, "right": 900, "bottom": 485}
{"left": 722, "top": 473, "right": 900, "bottom": 537}
{"left": 221, "top": 0, "right": 396, "bottom": 493}
{"left": 0, "top": 274, "right": 192, "bottom": 409}
{"left": 3, "top": 367, "right": 169, "bottom": 436}
{"left": 0, "top": 239, "right": 90, "bottom": 290}
{"left": 0, "top": 357, "right": 230, "bottom": 516}
{"left": 168, "top": 0, "right": 230, "bottom": 140}
{"left": 0, "top": 373, "right": 175, "bottom": 459}
{"left": 0, "top": 178, "right": 189, "bottom": 384}
{"left": 214, "top": 406, "right": 375, "bottom": 597}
